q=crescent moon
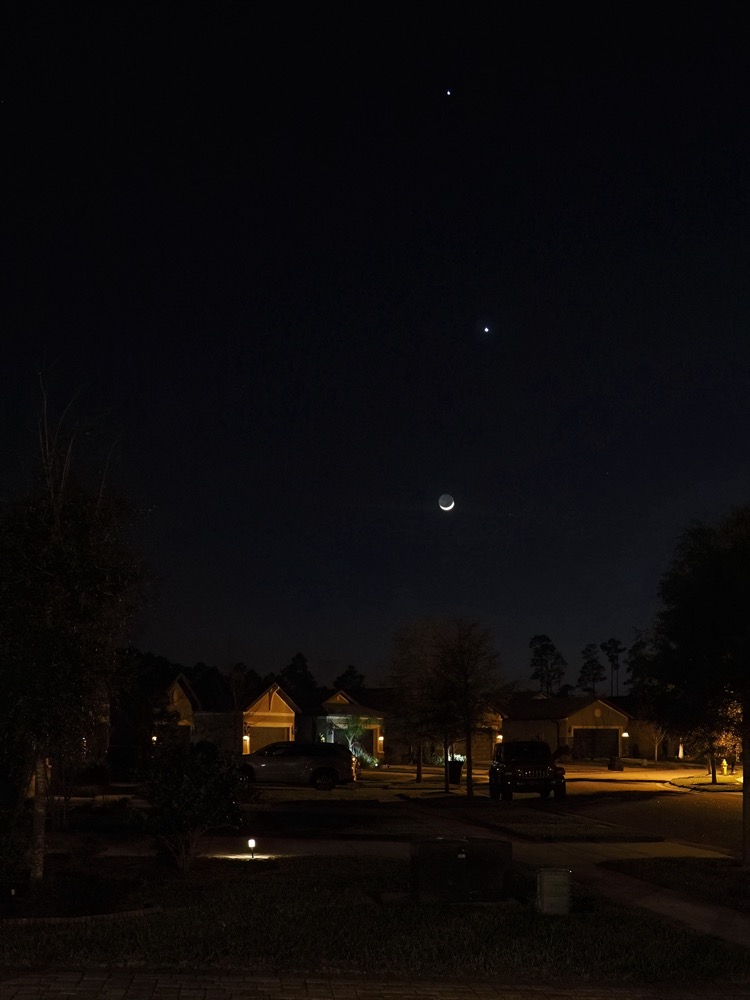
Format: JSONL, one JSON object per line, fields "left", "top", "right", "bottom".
{"left": 439, "top": 494, "right": 455, "bottom": 511}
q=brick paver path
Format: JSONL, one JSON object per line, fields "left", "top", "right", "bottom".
{"left": 1, "top": 971, "right": 749, "bottom": 1000}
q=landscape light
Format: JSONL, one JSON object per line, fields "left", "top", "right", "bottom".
{"left": 248, "top": 838, "right": 256, "bottom": 859}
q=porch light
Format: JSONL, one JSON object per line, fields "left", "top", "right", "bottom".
{"left": 622, "top": 731, "right": 629, "bottom": 738}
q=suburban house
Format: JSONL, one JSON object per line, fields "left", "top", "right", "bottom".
{"left": 153, "top": 680, "right": 673, "bottom": 765}
{"left": 162, "top": 675, "right": 301, "bottom": 755}
{"left": 164, "top": 673, "right": 239, "bottom": 752}
{"left": 242, "top": 683, "right": 300, "bottom": 753}
{"left": 155, "top": 676, "right": 387, "bottom": 759}
{"left": 501, "top": 694, "right": 630, "bottom": 759}
{"left": 312, "top": 689, "right": 386, "bottom": 759}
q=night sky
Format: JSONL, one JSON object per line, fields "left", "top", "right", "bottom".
{"left": 5, "top": 6, "right": 750, "bottom": 687}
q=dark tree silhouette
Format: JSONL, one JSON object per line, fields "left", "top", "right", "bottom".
{"left": 0, "top": 392, "right": 149, "bottom": 882}
{"left": 529, "top": 635, "right": 566, "bottom": 695}
{"left": 333, "top": 664, "right": 366, "bottom": 696}
{"left": 600, "top": 637, "right": 627, "bottom": 697}
{"left": 578, "top": 644, "right": 606, "bottom": 695}
{"left": 655, "top": 505, "right": 750, "bottom": 865}
{"left": 278, "top": 652, "right": 319, "bottom": 704}
{"left": 391, "top": 617, "right": 502, "bottom": 796}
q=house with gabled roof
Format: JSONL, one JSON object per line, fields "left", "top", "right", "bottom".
{"left": 162, "top": 674, "right": 301, "bottom": 756}
{"left": 242, "top": 682, "right": 300, "bottom": 753}
{"left": 165, "top": 672, "right": 238, "bottom": 752}
{"left": 501, "top": 693, "right": 630, "bottom": 759}
{"left": 312, "top": 689, "right": 387, "bottom": 758}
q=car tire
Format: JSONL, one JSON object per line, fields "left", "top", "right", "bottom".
{"left": 312, "top": 768, "right": 336, "bottom": 791}
{"left": 500, "top": 788, "right": 513, "bottom": 801}
{"left": 489, "top": 783, "right": 500, "bottom": 800}
{"left": 554, "top": 785, "right": 567, "bottom": 801}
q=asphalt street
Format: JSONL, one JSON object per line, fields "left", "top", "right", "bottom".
{"left": 539, "top": 762, "right": 744, "bottom": 856}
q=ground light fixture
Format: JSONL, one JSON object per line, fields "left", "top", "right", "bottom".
{"left": 248, "top": 838, "right": 256, "bottom": 859}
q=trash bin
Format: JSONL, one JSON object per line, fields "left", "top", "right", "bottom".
{"left": 608, "top": 755, "right": 624, "bottom": 771}
{"left": 536, "top": 868, "right": 571, "bottom": 915}
{"left": 447, "top": 759, "right": 463, "bottom": 785}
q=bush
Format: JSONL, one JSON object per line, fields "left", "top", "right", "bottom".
{"left": 142, "top": 741, "right": 250, "bottom": 872}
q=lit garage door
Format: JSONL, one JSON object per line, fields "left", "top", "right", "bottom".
{"left": 248, "top": 727, "right": 289, "bottom": 753}
{"left": 573, "top": 728, "right": 619, "bottom": 759}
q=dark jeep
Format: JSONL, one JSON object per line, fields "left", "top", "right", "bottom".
{"left": 488, "top": 740, "right": 566, "bottom": 801}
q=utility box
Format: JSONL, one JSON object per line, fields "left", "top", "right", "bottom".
{"left": 411, "top": 837, "right": 512, "bottom": 904}
{"left": 536, "top": 868, "right": 571, "bottom": 915}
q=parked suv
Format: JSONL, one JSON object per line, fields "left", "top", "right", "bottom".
{"left": 488, "top": 740, "right": 566, "bottom": 801}
{"left": 241, "top": 741, "right": 357, "bottom": 791}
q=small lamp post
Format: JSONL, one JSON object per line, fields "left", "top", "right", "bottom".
{"left": 247, "top": 838, "right": 256, "bottom": 859}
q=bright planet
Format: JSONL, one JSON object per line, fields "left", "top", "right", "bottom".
{"left": 438, "top": 494, "right": 455, "bottom": 511}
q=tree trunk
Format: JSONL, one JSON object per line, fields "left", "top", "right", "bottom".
{"left": 465, "top": 730, "right": 473, "bottom": 800}
{"left": 709, "top": 754, "right": 717, "bottom": 784}
{"left": 415, "top": 742, "right": 423, "bottom": 783}
{"left": 29, "top": 755, "right": 48, "bottom": 885}
{"left": 4, "top": 759, "right": 34, "bottom": 851}
{"left": 443, "top": 736, "right": 449, "bottom": 793}
{"left": 742, "top": 698, "right": 750, "bottom": 868}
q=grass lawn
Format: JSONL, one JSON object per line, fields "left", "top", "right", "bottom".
{"left": 246, "top": 790, "right": 652, "bottom": 842}
{"left": 1, "top": 854, "right": 749, "bottom": 985}
{"left": 474, "top": 812, "right": 661, "bottom": 842}
{"left": 405, "top": 794, "right": 662, "bottom": 843}
{"left": 600, "top": 857, "right": 750, "bottom": 914}
{"left": 669, "top": 774, "right": 744, "bottom": 792}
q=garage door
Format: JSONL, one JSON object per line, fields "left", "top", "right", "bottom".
{"left": 248, "top": 727, "right": 289, "bottom": 753}
{"left": 573, "top": 728, "right": 619, "bottom": 759}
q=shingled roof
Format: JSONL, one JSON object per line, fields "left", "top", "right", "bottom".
{"left": 504, "top": 695, "right": 628, "bottom": 721}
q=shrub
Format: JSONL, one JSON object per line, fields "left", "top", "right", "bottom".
{"left": 142, "top": 741, "right": 249, "bottom": 873}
